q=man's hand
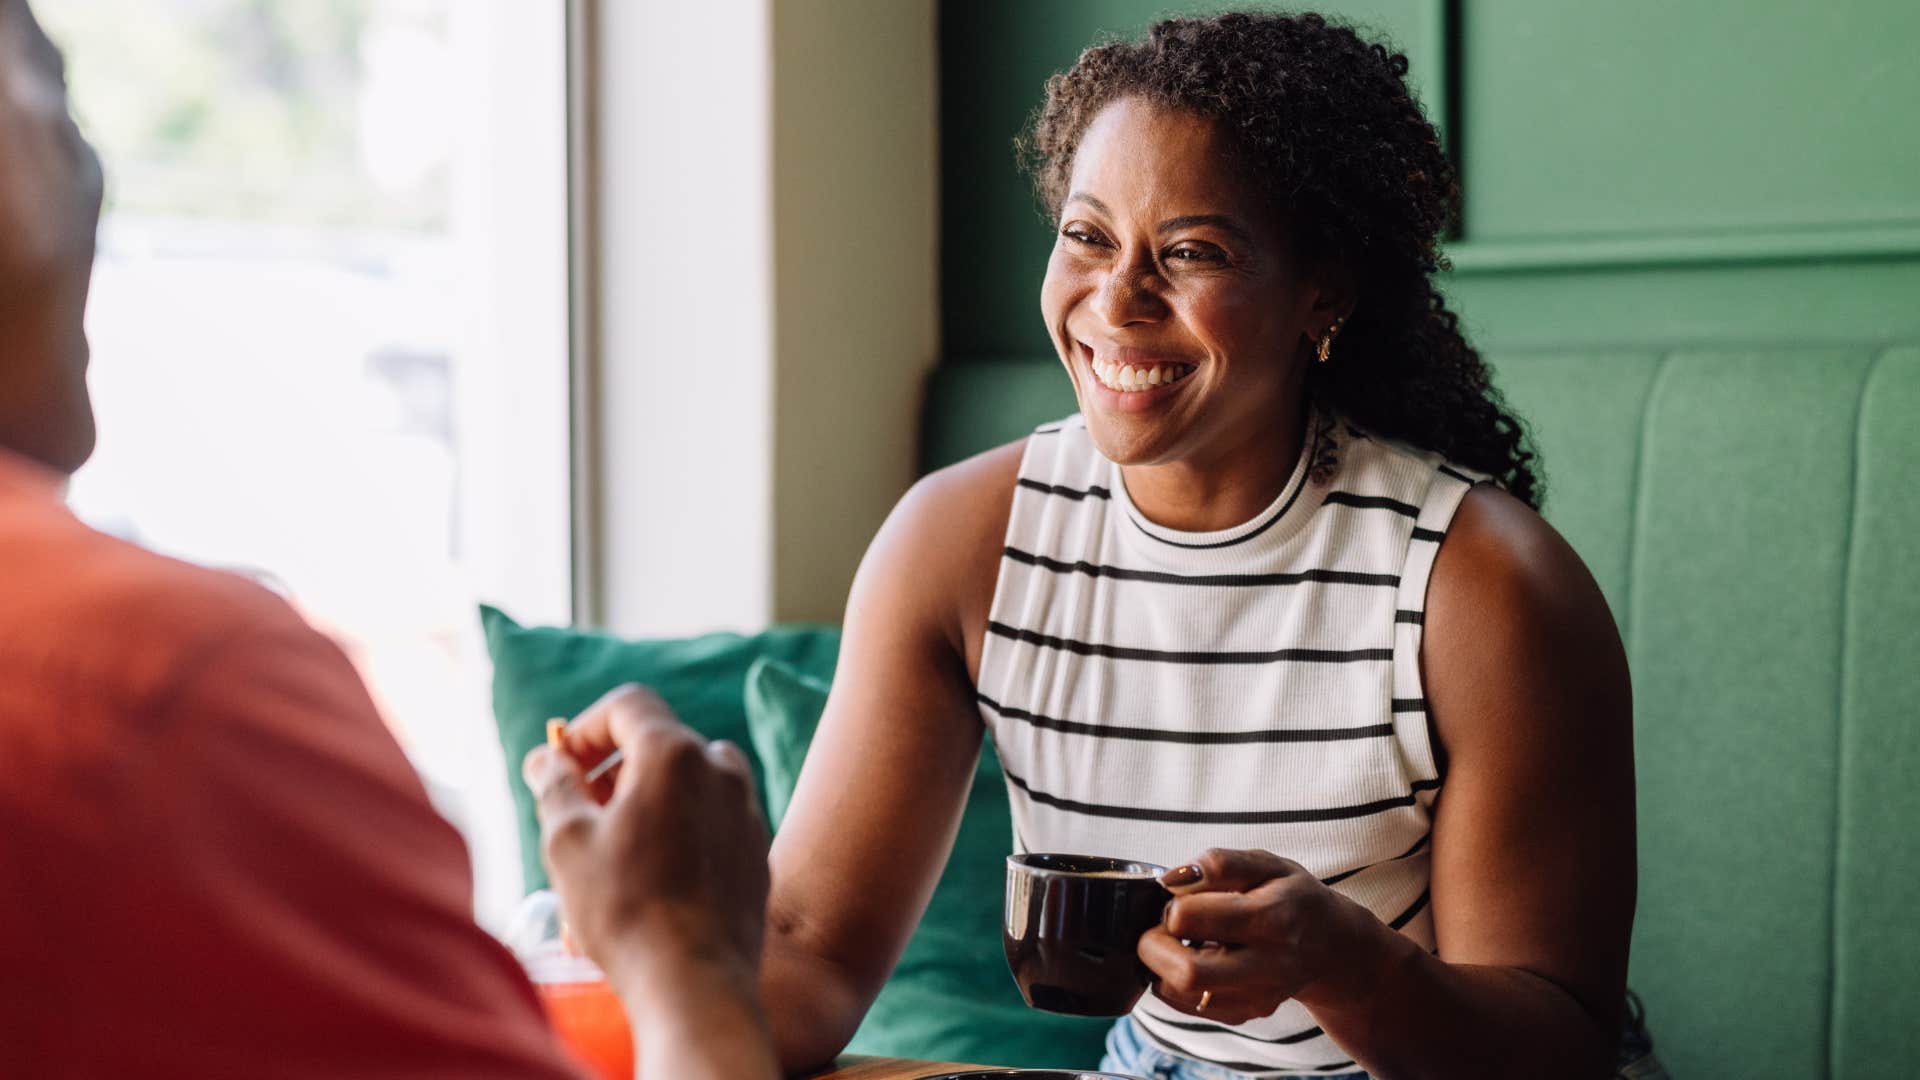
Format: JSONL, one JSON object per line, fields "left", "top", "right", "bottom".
{"left": 523, "top": 684, "right": 779, "bottom": 1080}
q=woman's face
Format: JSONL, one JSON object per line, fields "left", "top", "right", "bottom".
{"left": 1040, "top": 97, "right": 1335, "bottom": 471}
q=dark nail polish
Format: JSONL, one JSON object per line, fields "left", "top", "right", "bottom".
{"left": 1162, "top": 864, "right": 1203, "bottom": 887}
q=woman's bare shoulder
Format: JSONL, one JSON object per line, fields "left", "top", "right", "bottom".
{"left": 856, "top": 439, "right": 1028, "bottom": 667}
{"left": 1428, "top": 486, "right": 1617, "bottom": 647}
{"left": 901, "top": 438, "right": 1028, "bottom": 537}
{"left": 1424, "top": 485, "right": 1630, "bottom": 754}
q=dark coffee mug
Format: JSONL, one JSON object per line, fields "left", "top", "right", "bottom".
{"left": 1003, "top": 853, "right": 1172, "bottom": 1017}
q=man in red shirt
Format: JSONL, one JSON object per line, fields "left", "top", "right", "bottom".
{"left": 0, "top": 2, "right": 779, "bottom": 1076}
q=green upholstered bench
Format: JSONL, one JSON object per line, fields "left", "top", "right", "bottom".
{"left": 917, "top": 349, "right": 1920, "bottom": 1079}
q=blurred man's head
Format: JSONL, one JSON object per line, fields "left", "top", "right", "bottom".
{"left": 0, "top": 0, "right": 101, "bottom": 473}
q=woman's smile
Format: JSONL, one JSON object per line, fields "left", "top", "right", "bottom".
{"left": 1076, "top": 340, "right": 1198, "bottom": 412}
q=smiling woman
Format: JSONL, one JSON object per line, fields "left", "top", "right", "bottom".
{"left": 1041, "top": 101, "right": 1331, "bottom": 526}
{"left": 756, "top": 12, "right": 1637, "bottom": 1080}
{"left": 1024, "top": 15, "right": 1536, "bottom": 517}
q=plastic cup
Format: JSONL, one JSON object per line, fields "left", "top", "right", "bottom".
{"left": 507, "top": 891, "right": 635, "bottom": 1080}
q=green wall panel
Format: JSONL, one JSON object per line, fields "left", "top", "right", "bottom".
{"left": 1831, "top": 347, "right": 1920, "bottom": 1078}
{"left": 1625, "top": 350, "right": 1869, "bottom": 1080}
{"left": 1482, "top": 352, "right": 1660, "bottom": 632}
{"left": 1460, "top": 0, "right": 1920, "bottom": 242}
{"left": 1440, "top": 258, "right": 1920, "bottom": 353}
{"left": 940, "top": 0, "right": 1444, "bottom": 360}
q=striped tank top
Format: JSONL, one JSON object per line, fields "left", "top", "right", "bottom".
{"left": 975, "top": 411, "right": 1485, "bottom": 1077}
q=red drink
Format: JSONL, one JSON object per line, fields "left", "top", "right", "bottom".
{"left": 535, "top": 977, "right": 634, "bottom": 1080}
{"left": 509, "top": 891, "right": 635, "bottom": 1080}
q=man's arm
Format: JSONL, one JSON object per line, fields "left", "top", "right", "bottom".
{"left": 528, "top": 686, "right": 781, "bottom": 1080}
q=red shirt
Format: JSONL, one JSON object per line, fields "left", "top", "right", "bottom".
{"left": 0, "top": 449, "right": 583, "bottom": 1078}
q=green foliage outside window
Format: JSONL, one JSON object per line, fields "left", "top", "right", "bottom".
{"left": 39, "top": 0, "right": 448, "bottom": 230}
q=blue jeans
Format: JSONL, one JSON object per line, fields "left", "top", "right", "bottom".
{"left": 1098, "top": 999, "right": 1671, "bottom": 1080}
{"left": 1098, "top": 1015, "right": 1370, "bottom": 1080}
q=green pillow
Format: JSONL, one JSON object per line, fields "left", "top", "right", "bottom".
{"left": 480, "top": 605, "right": 840, "bottom": 894}
{"left": 742, "top": 657, "right": 1114, "bottom": 1070}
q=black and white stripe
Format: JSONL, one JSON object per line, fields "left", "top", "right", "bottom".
{"left": 1135, "top": 1013, "right": 1358, "bottom": 1075}
{"left": 986, "top": 621, "right": 1395, "bottom": 666}
{"left": 1002, "top": 546, "right": 1402, "bottom": 589}
{"left": 976, "top": 412, "right": 1483, "bottom": 1073}
{"left": 978, "top": 693, "right": 1395, "bottom": 745}
{"left": 1015, "top": 477, "right": 1110, "bottom": 501}
{"left": 1001, "top": 764, "right": 1441, "bottom": 825}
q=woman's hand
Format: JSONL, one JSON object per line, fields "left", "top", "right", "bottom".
{"left": 1138, "top": 848, "right": 1394, "bottom": 1025}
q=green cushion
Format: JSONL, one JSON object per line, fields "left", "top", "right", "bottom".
{"left": 740, "top": 656, "right": 830, "bottom": 830}
{"left": 480, "top": 605, "right": 840, "bottom": 894}
{"left": 1615, "top": 349, "right": 1867, "bottom": 1079}
{"left": 1833, "top": 347, "right": 1920, "bottom": 1075}
{"left": 742, "top": 657, "right": 1114, "bottom": 1069}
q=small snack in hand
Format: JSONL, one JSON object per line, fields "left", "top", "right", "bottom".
{"left": 546, "top": 717, "right": 567, "bottom": 750}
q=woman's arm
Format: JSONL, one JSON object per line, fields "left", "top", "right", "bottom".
{"left": 1341, "top": 485, "right": 1635, "bottom": 1076}
{"left": 1141, "top": 486, "right": 1636, "bottom": 1079}
{"left": 759, "top": 443, "right": 1023, "bottom": 1072}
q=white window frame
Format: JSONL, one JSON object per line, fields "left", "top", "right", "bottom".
{"left": 456, "top": 0, "right": 574, "bottom": 632}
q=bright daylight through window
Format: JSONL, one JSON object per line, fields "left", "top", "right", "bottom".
{"left": 42, "top": 0, "right": 572, "bottom": 928}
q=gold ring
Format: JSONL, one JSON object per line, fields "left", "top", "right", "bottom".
{"left": 1197, "top": 989, "right": 1211, "bottom": 1013}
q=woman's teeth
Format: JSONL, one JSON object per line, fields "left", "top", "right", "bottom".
{"left": 1092, "top": 358, "right": 1193, "bottom": 393}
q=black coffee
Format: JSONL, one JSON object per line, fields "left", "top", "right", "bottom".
{"left": 1003, "top": 853, "right": 1171, "bottom": 1017}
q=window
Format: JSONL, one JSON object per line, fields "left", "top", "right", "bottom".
{"left": 43, "top": 0, "right": 572, "bottom": 928}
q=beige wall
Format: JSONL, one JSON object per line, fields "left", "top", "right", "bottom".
{"left": 769, "top": 0, "right": 939, "bottom": 624}
{"left": 585, "top": 0, "right": 935, "bottom": 634}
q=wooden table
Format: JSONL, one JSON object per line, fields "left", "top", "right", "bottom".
{"left": 803, "top": 1056, "right": 987, "bottom": 1079}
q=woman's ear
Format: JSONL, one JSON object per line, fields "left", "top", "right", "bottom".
{"left": 1308, "top": 261, "right": 1357, "bottom": 336}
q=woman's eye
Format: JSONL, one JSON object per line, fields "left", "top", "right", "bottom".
{"left": 1165, "top": 244, "right": 1224, "bottom": 263}
{"left": 1062, "top": 227, "right": 1106, "bottom": 248}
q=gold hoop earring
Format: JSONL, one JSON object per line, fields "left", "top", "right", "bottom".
{"left": 1316, "top": 317, "right": 1346, "bottom": 364}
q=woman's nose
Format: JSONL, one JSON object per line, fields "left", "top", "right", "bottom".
{"left": 1090, "top": 258, "right": 1166, "bottom": 328}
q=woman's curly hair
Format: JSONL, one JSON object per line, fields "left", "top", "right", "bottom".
{"left": 1020, "top": 10, "right": 1540, "bottom": 507}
